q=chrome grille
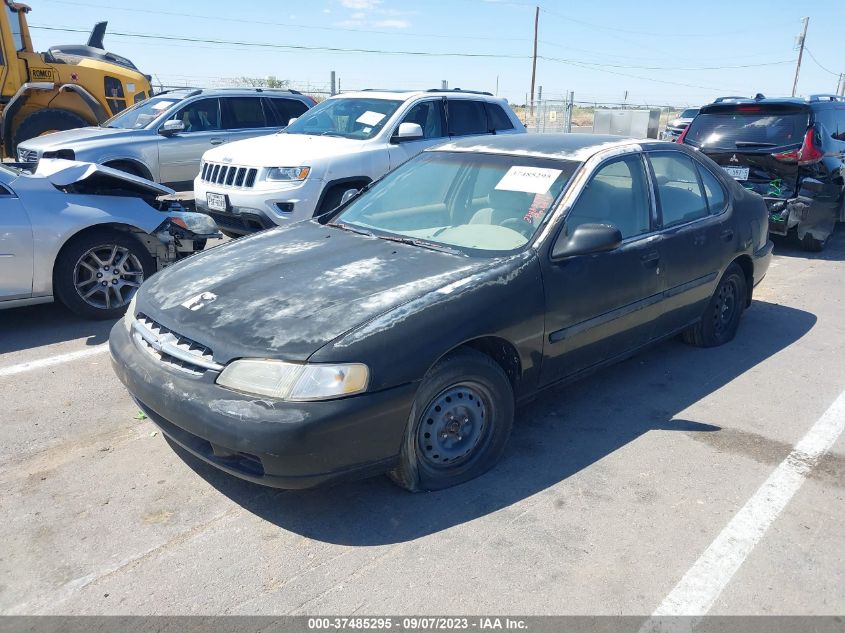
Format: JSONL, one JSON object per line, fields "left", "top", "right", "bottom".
{"left": 200, "top": 162, "right": 258, "bottom": 188}
{"left": 131, "top": 313, "right": 222, "bottom": 375}
{"left": 17, "top": 148, "right": 38, "bottom": 162}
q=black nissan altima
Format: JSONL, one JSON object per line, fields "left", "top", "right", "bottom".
{"left": 110, "top": 134, "right": 773, "bottom": 492}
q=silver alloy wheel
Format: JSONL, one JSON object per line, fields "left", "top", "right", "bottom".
{"left": 73, "top": 244, "right": 144, "bottom": 310}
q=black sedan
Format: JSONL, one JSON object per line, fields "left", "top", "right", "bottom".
{"left": 109, "top": 134, "right": 773, "bottom": 492}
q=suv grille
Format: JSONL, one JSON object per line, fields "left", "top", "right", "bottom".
{"left": 18, "top": 148, "right": 38, "bottom": 162}
{"left": 200, "top": 162, "right": 258, "bottom": 188}
{"left": 131, "top": 314, "right": 223, "bottom": 375}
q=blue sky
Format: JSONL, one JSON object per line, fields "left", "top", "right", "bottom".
{"left": 29, "top": 0, "right": 845, "bottom": 107}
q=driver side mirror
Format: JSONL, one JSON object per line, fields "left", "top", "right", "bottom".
{"left": 287, "top": 117, "right": 298, "bottom": 126}
{"left": 340, "top": 188, "right": 359, "bottom": 205}
{"left": 552, "top": 223, "right": 622, "bottom": 259}
{"left": 392, "top": 122, "right": 424, "bottom": 143}
{"left": 159, "top": 119, "right": 184, "bottom": 135}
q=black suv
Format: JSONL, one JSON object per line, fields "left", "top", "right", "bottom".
{"left": 680, "top": 94, "right": 845, "bottom": 251}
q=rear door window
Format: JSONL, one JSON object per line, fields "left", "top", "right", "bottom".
{"left": 697, "top": 165, "right": 727, "bottom": 214}
{"left": 222, "top": 97, "right": 267, "bottom": 129}
{"left": 485, "top": 103, "right": 514, "bottom": 131}
{"left": 649, "top": 152, "right": 709, "bottom": 227}
{"left": 447, "top": 100, "right": 488, "bottom": 136}
{"left": 684, "top": 105, "right": 809, "bottom": 150}
{"left": 265, "top": 98, "right": 309, "bottom": 127}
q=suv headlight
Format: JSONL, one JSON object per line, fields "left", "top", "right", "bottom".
{"left": 267, "top": 166, "right": 310, "bottom": 182}
{"left": 217, "top": 359, "right": 368, "bottom": 401}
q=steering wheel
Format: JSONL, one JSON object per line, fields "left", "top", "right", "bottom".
{"left": 500, "top": 217, "right": 535, "bottom": 238}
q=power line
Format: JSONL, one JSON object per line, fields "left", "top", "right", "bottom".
{"left": 39, "top": 0, "right": 530, "bottom": 43}
{"left": 804, "top": 47, "right": 840, "bottom": 76}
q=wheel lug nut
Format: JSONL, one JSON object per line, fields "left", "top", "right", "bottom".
{"left": 101, "top": 281, "right": 107, "bottom": 286}
{"left": 112, "top": 279, "right": 118, "bottom": 284}
{"left": 96, "top": 273, "right": 103, "bottom": 278}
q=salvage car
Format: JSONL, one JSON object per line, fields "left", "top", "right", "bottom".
{"left": 194, "top": 88, "right": 525, "bottom": 236}
{"left": 15, "top": 88, "right": 316, "bottom": 191}
{"left": 660, "top": 107, "right": 699, "bottom": 141}
{"left": 0, "top": 159, "right": 219, "bottom": 319}
{"left": 110, "top": 134, "right": 773, "bottom": 492}
{"left": 680, "top": 94, "right": 845, "bottom": 251}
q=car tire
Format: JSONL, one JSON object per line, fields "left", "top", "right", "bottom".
{"left": 54, "top": 229, "right": 155, "bottom": 320}
{"left": 13, "top": 108, "right": 89, "bottom": 151}
{"left": 389, "top": 349, "right": 514, "bottom": 492}
{"left": 800, "top": 232, "right": 827, "bottom": 252}
{"left": 682, "top": 263, "right": 747, "bottom": 348}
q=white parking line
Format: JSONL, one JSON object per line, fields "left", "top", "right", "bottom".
{"left": 640, "top": 388, "right": 845, "bottom": 632}
{"left": 0, "top": 344, "right": 109, "bottom": 378}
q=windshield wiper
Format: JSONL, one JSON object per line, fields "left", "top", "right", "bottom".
{"left": 734, "top": 141, "right": 778, "bottom": 147}
{"left": 375, "top": 235, "right": 465, "bottom": 256}
{"left": 327, "top": 222, "right": 374, "bottom": 237}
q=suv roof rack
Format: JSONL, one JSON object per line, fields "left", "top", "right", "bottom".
{"left": 426, "top": 88, "right": 494, "bottom": 96}
{"left": 807, "top": 94, "right": 845, "bottom": 103}
{"left": 155, "top": 88, "right": 203, "bottom": 97}
{"left": 360, "top": 88, "right": 418, "bottom": 92}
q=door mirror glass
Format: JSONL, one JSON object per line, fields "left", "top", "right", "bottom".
{"left": 552, "top": 223, "right": 622, "bottom": 259}
{"left": 288, "top": 117, "right": 299, "bottom": 126}
{"left": 340, "top": 188, "right": 359, "bottom": 205}
{"left": 393, "top": 122, "right": 424, "bottom": 142}
{"left": 159, "top": 119, "right": 184, "bottom": 135}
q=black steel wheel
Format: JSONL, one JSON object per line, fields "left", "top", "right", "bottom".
{"left": 390, "top": 349, "right": 514, "bottom": 492}
{"left": 682, "top": 263, "right": 747, "bottom": 348}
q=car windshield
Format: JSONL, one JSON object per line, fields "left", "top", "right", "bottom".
{"left": 103, "top": 96, "right": 182, "bottom": 129}
{"left": 684, "top": 106, "right": 809, "bottom": 150}
{"left": 284, "top": 97, "right": 402, "bottom": 139}
{"left": 333, "top": 151, "right": 578, "bottom": 255}
{"left": 680, "top": 108, "right": 699, "bottom": 118}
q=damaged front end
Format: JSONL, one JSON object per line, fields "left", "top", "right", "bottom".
{"left": 36, "top": 158, "right": 221, "bottom": 268}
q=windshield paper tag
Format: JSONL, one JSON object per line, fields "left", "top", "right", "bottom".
{"left": 495, "top": 166, "right": 563, "bottom": 194}
{"left": 152, "top": 101, "right": 176, "bottom": 110}
{"left": 356, "top": 111, "right": 386, "bottom": 126}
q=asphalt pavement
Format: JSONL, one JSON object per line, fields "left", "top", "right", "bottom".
{"left": 1, "top": 230, "right": 843, "bottom": 616}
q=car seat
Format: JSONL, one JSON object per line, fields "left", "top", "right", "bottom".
{"left": 469, "top": 189, "right": 537, "bottom": 227}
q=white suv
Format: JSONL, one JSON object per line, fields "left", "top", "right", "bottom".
{"left": 193, "top": 89, "right": 525, "bottom": 235}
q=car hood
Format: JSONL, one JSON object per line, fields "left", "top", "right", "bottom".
{"left": 17, "top": 126, "right": 143, "bottom": 150}
{"left": 139, "top": 221, "right": 488, "bottom": 363}
{"left": 202, "top": 132, "right": 363, "bottom": 167}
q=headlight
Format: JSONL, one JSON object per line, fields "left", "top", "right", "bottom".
{"left": 123, "top": 294, "right": 138, "bottom": 332}
{"left": 266, "top": 166, "right": 310, "bottom": 182}
{"left": 216, "top": 359, "right": 369, "bottom": 401}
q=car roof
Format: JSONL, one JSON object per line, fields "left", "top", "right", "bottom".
{"left": 332, "top": 89, "right": 503, "bottom": 102}
{"left": 154, "top": 88, "right": 310, "bottom": 100}
{"left": 430, "top": 133, "right": 652, "bottom": 161}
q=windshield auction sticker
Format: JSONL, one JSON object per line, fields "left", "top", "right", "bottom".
{"left": 495, "top": 166, "right": 563, "bottom": 194}
{"left": 356, "top": 111, "right": 387, "bottom": 126}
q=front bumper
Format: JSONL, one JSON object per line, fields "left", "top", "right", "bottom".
{"left": 109, "top": 321, "right": 417, "bottom": 488}
{"left": 193, "top": 175, "right": 324, "bottom": 234}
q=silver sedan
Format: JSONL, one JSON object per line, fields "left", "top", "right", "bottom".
{"left": 0, "top": 159, "right": 219, "bottom": 319}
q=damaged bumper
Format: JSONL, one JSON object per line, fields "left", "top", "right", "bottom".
{"left": 109, "top": 322, "right": 416, "bottom": 488}
{"left": 765, "top": 195, "right": 838, "bottom": 242}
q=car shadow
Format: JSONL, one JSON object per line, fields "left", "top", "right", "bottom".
{"left": 771, "top": 223, "right": 844, "bottom": 262}
{"left": 172, "top": 299, "right": 816, "bottom": 545}
{"left": 0, "top": 302, "right": 116, "bottom": 355}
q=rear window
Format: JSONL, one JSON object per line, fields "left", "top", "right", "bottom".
{"left": 684, "top": 106, "right": 809, "bottom": 150}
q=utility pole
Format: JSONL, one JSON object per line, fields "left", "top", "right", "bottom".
{"left": 791, "top": 17, "right": 809, "bottom": 98}
{"left": 529, "top": 5, "right": 539, "bottom": 123}
{"left": 330, "top": 71, "right": 336, "bottom": 96}
{"left": 838, "top": 73, "right": 845, "bottom": 96}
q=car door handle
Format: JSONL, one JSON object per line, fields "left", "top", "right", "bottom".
{"left": 720, "top": 229, "right": 735, "bottom": 242}
{"left": 210, "top": 138, "right": 226, "bottom": 145}
{"left": 640, "top": 251, "right": 660, "bottom": 267}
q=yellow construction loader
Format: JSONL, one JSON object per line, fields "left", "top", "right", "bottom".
{"left": 0, "top": 1, "right": 152, "bottom": 156}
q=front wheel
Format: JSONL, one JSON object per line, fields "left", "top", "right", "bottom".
{"left": 389, "top": 349, "right": 514, "bottom": 492}
{"left": 682, "top": 263, "right": 747, "bottom": 348}
{"left": 54, "top": 230, "right": 155, "bottom": 320}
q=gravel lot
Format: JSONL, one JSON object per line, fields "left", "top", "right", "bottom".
{"left": 1, "top": 230, "right": 843, "bottom": 616}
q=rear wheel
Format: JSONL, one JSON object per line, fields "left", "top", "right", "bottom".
{"left": 389, "top": 349, "right": 514, "bottom": 492}
{"left": 682, "top": 263, "right": 747, "bottom": 348}
{"left": 13, "top": 108, "right": 89, "bottom": 151}
{"left": 54, "top": 229, "right": 155, "bottom": 320}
